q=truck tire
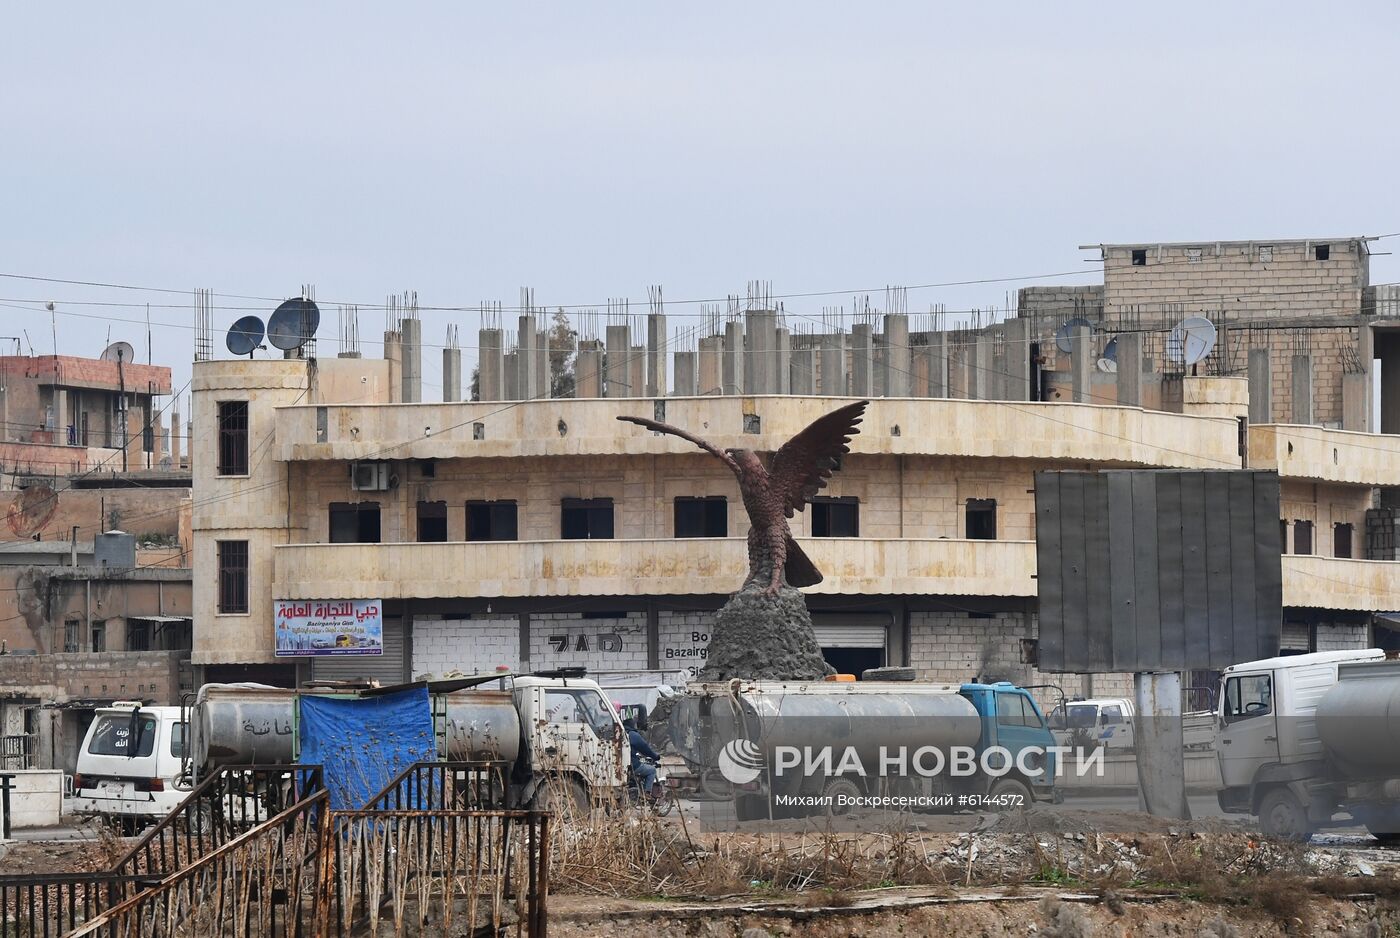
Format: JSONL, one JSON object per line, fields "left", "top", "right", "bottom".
{"left": 530, "top": 777, "right": 588, "bottom": 817}
{"left": 735, "top": 793, "right": 768, "bottom": 822}
{"left": 987, "top": 778, "right": 1033, "bottom": 812}
{"left": 1257, "top": 787, "right": 1312, "bottom": 842}
{"left": 822, "top": 778, "right": 863, "bottom": 816}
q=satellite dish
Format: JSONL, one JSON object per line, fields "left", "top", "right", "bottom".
{"left": 1102, "top": 336, "right": 1118, "bottom": 363}
{"left": 1167, "top": 316, "right": 1218, "bottom": 366}
{"left": 267, "top": 298, "right": 321, "bottom": 351}
{"left": 1096, "top": 358, "right": 1118, "bottom": 373}
{"left": 226, "top": 316, "right": 266, "bottom": 357}
{"left": 1054, "top": 317, "right": 1094, "bottom": 354}
{"left": 100, "top": 341, "right": 136, "bottom": 364}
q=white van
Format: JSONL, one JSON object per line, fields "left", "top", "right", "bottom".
{"left": 71, "top": 703, "right": 188, "bottom": 825}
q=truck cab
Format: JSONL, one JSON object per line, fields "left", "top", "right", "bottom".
{"left": 70, "top": 703, "right": 187, "bottom": 828}
{"left": 512, "top": 675, "right": 629, "bottom": 809}
{"left": 1046, "top": 697, "right": 1136, "bottom": 751}
{"left": 959, "top": 682, "right": 1060, "bottom": 805}
{"left": 1215, "top": 648, "right": 1386, "bottom": 840}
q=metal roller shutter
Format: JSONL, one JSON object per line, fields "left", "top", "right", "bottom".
{"left": 310, "top": 618, "right": 407, "bottom": 685}
{"left": 812, "top": 614, "right": 889, "bottom": 649}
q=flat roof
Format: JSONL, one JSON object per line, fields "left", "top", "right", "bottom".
{"left": 1080, "top": 236, "right": 1376, "bottom": 252}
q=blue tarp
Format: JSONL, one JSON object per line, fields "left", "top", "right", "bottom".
{"left": 298, "top": 686, "right": 436, "bottom": 809}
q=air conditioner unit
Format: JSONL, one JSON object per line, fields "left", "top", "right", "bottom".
{"left": 351, "top": 461, "right": 390, "bottom": 491}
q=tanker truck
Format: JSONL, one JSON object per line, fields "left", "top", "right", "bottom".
{"left": 1215, "top": 648, "right": 1400, "bottom": 841}
{"left": 669, "top": 675, "right": 1062, "bottom": 820}
{"left": 187, "top": 670, "right": 630, "bottom": 811}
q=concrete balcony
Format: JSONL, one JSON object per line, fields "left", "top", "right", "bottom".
{"left": 1282, "top": 555, "right": 1400, "bottom": 611}
{"left": 273, "top": 396, "right": 1241, "bottom": 469}
{"left": 1250, "top": 424, "right": 1400, "bottom": 487}
{"left": 272, "top": 537, "right": 1038, "bottom": 600}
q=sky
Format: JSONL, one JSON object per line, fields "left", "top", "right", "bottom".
{"left": 2, "top": 2, "right": 1398, "bottom": 412}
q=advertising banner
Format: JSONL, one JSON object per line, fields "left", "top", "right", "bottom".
{"left": 275, "top": 599, "right": 384, "bottom": 657}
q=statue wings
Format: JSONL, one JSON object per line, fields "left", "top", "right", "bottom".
{"left": 615, "top": 415, "right": 741, "bottom": 476}
{"left": 768, "top": 400, "right": 868, "bottom": 518}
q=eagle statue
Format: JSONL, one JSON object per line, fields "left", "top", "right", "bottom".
{"left": 617, "top": 400, "right": 868, "bottom": 594}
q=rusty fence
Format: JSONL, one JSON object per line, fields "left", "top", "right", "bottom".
{"left": 0, "top": 765, "right": 323, "bottom": 938}
{"left": 5, "top": 763, "right": 549, "bottom": 938}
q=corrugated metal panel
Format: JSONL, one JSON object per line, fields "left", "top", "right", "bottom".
{"left": 812, "top": 614, "right": 888, "bottom": 649}
{"left": 311, "top": 618, "right": 406, "bottom": 684}
{"left": 1034, "top": 470, "right": 1283, "bottom": 673}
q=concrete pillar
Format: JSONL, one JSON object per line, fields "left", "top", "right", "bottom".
{"left": 646, "top": 314, "right": 667, "bottom": 397}
{"left": 1291, "top": 354, "right": 1314, "bottom": 424}
{"left": 442, "top": 346, "right": 462, "bottom": 402}
{"left": 975, "top": 332, "right": 996, "bottom": 401}
{"left": 503, "top": 351, "right": 519, "bottom": 401}
{"left": 1344, "top": 325, "right": 1374, "bottom": 432}
{"left": 1116, "top": 333, "right": 1143, "bottom": 408}
{"left": 819, "top": 334, "right": 845, "bottom": 395}
{"left": 850, "top": 324, "right": 873, "bottom": 397}
{"left": 170, "top": 407, "right": 181, "bottom": 466}
{"left": 478, "top": 329, "right": 504, "bottom": 402}
{"left": 517, "top": 316, "right": 537, "bottom": 401}
{"left": 605, "top": 324, "right": 630, "bottom": 398}
{"left": 1134, "top": 672, "right": 1190, "bottom": 820}
{"left": 790, "top": 347, "right": 815, "bottom": 395}
{"left": 400, "top": 317, "right": 422, "bottom": 403}
{"left": 697, "top": 337, "right": 722, "bottom": 396}
{"left": 927, "top": 333, "right": 947, "bottom": 397}
{"left": 383, "top": 331, "right": 402, "bottom": 403}
{"left": 673, "top": 350, "right": 697, "bottom": 396}
{"left": 775, "top": 327, "right": 791, "bottom": 395}
{"left": 722, "top": 321, "right": 744, "bottom": 395}
{"left": 1071, "top": 325, "right": 1091, "bottom": 404}
{"left": 575, "top": 340, "right": 603, "bottom": 399}
{"left": 745, "top": 309, "right": 777, "bottom": 394}
{"left": 630, "top": 346, "right": 646, "bottom": 399}
{"left": 534, "top": 321, "right": 549, "bottom": 400}
{"left": 1002, "top": 319, "right": 1030, "bottom": 401}
{"left": 1247, "top": 349, "right": 1272, "bottom": 424}
{"left": 883, "top": 314, "right": 911, "bottom": 397}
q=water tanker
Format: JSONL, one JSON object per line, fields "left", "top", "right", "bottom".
{"left": 670, "top": 678, "right": 1059, "bottom": 819}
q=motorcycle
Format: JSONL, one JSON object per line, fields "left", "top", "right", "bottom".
{"left": 627, "top": 756, "right": 674, "bottom": 815}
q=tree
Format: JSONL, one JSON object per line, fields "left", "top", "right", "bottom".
{"left": 548, "top": 308, "right": 578, "bottom": 398}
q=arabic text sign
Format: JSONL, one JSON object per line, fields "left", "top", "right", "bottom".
{"left": 275, "top": 599, "right": 384, "bottom": 657}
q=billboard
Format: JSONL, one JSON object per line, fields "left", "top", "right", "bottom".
{"left": 275, "top": 600, "right": 384, "bottom": 657}
{"left": 1034, "top": 470, "right": 1282, "bottom": 673}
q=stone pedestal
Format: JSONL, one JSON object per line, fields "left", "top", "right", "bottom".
{"left": 699, "top": 584, "right": 834, "bottom": 681}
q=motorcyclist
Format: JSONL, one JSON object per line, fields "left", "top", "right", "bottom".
{"left": 623, "top": 718, "right": 659, "bottom": 796}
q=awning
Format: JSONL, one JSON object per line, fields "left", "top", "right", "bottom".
{"left": 128, "top": 615, "right": 192, "bottom": 623}
{"left": 1374, "top": 613, "right": 1400, "bottom": 629}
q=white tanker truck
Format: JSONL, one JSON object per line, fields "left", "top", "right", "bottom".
{"left": 1215, "top": 649, "right": 1400, "bottom": 841}
{"left": 186, "top": 671, "right": 630, "bottom": 810}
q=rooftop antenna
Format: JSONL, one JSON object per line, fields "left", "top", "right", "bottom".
{"left": 100, "top": 340, "right": 136, "bottom": 364}
{"left": 1054, "top": 316, "right": 1095, "bottom": 354}
{"left": 226, "top": 316, "right": 266, "bottom": 358}
{"left": 194, "top": 289, "right": 213, "bottom": 362}
{"left": 1166, "top": 316, "right": 1218, "bottom": 375}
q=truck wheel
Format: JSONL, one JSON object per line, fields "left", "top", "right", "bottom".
{"left": 1258, "top": 788, "right": 1312, "bottom": 842}
{"left": 530, "top": 777, "right": 588, "bottom": 817}
{"left": 822, "top": 778, "right": 863, "bottom": 816}
{"left": 734, "top": 794, "right": 768, "bottom": 822}
{"left": 987, "top": 778, "right": 1032, "bottom": 812}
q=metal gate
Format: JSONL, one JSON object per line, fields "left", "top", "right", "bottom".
{"left": 311, "top": 618, "right": 407, "bottom": 684}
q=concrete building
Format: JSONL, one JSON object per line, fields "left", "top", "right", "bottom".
{"left": 190, "top": 351, "right": 1400, "bottom": 706}
{"left": 0, "top": 531, "right": 192, "bottom": 772}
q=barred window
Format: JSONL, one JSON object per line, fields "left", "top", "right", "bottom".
{"left": 217, "top": 540, "right": 249, "bottom": 614}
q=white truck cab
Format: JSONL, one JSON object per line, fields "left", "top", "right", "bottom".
{"left": 71, "top": 703, "right": 189, "bottom": 826}
{"left": 1215, "top": 648, "right": 1388, "bottom": 840}
{"left": 1047, "top": 697, "right": 1136, "bottom": 750}
{"left": 511, "top": 675, "right": 629, "bottom": 809}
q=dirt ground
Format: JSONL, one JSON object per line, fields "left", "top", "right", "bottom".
{"left": 549, "top": 889, "right": 1398, "bottom": 937}
{"left": 0, "top": 826, "right": 125, "bottom": 876}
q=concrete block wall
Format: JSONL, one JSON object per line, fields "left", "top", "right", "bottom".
{"left": 527, "top": 612, "right": 648, "bottom": 672}
{"left": 1315, "top": 622, "right": 1370, "bottom": 651}
{"left": 658, "top": 610, "right": 711, "bottom": 679}
{"left": 412, "top": 617, "right": 520, "bottom": 676}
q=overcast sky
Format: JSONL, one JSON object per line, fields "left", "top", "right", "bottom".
{"left": 3, "top": 2, "right": 1397, "bottom": 411}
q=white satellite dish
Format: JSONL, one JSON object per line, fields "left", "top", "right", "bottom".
{"left": 1166, "top": 317, "right": 1217, "bottom": 366}
{"left": 100, "top": 341, "right": 136, "bottom": 364}
{"left": 1096, "top": 358, "right": 1117, "bottom": 373}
